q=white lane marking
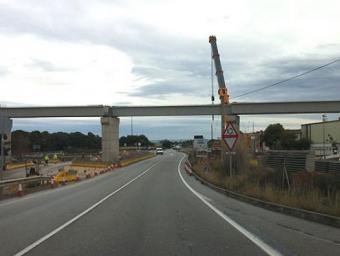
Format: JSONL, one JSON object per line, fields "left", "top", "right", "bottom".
{"left": 14, "top": 161, "right": 160, "bottom": 256}
{"left": 197, "top": 192, "right": 212, "bottom": 202}
{"left": 177, "top": 155, "right": 282, "bottom": 256}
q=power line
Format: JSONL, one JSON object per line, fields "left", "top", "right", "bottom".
{"left": 233, "top": 57, "right": 340, "bottom": 99}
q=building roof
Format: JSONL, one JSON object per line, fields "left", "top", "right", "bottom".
{"left": 302, "top": 118, "right": 340, "bottom": 126}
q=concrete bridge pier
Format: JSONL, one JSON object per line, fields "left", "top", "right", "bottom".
{"left": 101, "top": 116, "right": 120, "bottom": 163}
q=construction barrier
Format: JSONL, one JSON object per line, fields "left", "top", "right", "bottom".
{"left": 185, "top": 161, "right": 193, "bottom": 176}
{"left": 1, "top": 154, "right": 155, "bottom": 200}
{"left": 120, "top": 153, "right": 155, "bottom": 167}
{"left": 50, "top": 178, "right": 56, "bottom": 188}
{"left": 17, "top": 184, "right": 23, "bottom": 197}
{"left": 71, "top": 162, "right": 110, "bottom": 169}
{"left": 5, "top": 162, "right": 33, "bottom": 171}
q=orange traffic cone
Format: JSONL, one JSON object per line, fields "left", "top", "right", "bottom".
{"left": 17, "top": 183, "right": 23, "bottom": 197}
{"left": 50, "top": 178, "right": 55, "bottom": 188}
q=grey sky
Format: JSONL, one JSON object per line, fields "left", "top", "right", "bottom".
{"left": 1, "top": 0, "right": 340, "bottom": 139}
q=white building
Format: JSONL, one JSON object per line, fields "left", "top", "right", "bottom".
{"left": 193, "top": 135, "right": 208, "bottom": 152}
{"left": 301, "top": 118, "right": 340, "bottom": 156}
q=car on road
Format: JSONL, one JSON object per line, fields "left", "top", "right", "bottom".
{"left": 155, "top": 148, "right": 164, "bottom": 155}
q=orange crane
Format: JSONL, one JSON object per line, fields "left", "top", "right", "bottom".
{"left": 209, "top": 35, "right": 229, "bottom": 105}
{"left": 209, "top": 35, "right": 232, "bottom": 165}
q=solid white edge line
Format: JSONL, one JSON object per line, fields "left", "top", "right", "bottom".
{"left": 14, "top": 161, "right": 160, "bottom": 256}
{"left": 177, "top": 155, "right": 283, "bottom": 256}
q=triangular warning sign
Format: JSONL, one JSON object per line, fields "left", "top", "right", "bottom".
{"left": 222, "top": 122, "right": 239, "bottom": 151}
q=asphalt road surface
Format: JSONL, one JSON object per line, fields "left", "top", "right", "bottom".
{"left": 1, "top": 151, "right": 340, "bottom": 256}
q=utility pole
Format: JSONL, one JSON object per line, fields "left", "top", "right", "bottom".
{"left": 0, "top": 134, "right": 4, "bottom": 180}
{"left": 130, "top": 116, "right": 133, "bottom": 136}
{"left": 322, "top": 114, "right": 327, "bottom": 159}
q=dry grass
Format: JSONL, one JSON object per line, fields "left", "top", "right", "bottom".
{"left": 193, "top": 159, "right": 340, "bottom": 217}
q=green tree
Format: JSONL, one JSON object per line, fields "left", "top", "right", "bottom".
{"left": 11, "top": 130, "right": 31, "bottom": 157}
{"left": 263, "top": 123, "right": 284, "bottom": 149}
{"left": 119, "top": 135, "right": 153, "bottom": 147}
{"left": 280, "top": 130, "right": 297, "bottom": 149}
{"left": 160, "top": 139, "right": 173, "bottom": 149}
{"left": 263, "top": 124, "right": 311, "bottom": 150}
{"left": 12, "top": 130, "right": 102, "bottom": 154}
{"left": 292, "top": 138, "right": 310, "bottom": 150}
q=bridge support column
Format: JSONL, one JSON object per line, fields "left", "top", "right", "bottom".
{"left": 0, "top": 116, "right": 12, "bottom": 179}
{"left": 101, "top": 117, "right": 119, "bottom": 163}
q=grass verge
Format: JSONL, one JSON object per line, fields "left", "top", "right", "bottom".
{"left": 193, "top": 160, "right": 340, "bottom": 217}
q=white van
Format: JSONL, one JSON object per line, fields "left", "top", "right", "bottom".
{"left": 156, "top": 148, "right": 164, "bottom": 155}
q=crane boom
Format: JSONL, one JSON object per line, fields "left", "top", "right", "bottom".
{"left": 209, "top": 35, "right": 230, "bottom": 164}
{"left": 209, "top": 35, "right": 229, "bottom": 104}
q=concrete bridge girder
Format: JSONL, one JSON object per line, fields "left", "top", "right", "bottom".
{"left": 1, "top": 100, "right": 340, "bottom": 163}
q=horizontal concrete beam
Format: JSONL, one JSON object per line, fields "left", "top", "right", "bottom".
{"left": 1, "top": 101, "right": 340, "bottom": 118}
{"left": 229, "top": 100, "right": 340, "bottom": 115}
{"left": 0, "top": 105, "right": 110, "bottom": 118}
{"left": 113, "top": 101, "right": 340, "bottom": 116}
{"left": 112, "top": 105, "right": 221, "bottom": 116}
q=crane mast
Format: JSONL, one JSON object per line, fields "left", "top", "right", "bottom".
{"left": 209, "top": 35, "right": 229, "bottom": 104}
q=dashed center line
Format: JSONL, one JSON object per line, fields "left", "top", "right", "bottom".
{"left": 14, "top": 161, "right": 161, "bottom": 256}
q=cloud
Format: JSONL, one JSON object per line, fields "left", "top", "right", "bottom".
{"left": 230, "top": 55, "right": 340, "bottom": 102}
{"left": 0, "top": 34, "right": 136, "bottom": 105}
{"left": 28, "top": 59, "right": 71, "bottom": 72}
{"left": 2, "top": 0, "right": 340, "bottom": 139}
{"left": 0, "top": 65, "right": 8, "bottom": 76}
{"left": 13, "top": 118, "right": 101, "bottom": 135}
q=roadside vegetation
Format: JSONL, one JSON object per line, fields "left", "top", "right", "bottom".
{"left": 12, "top": 130, "right": 102, "bottom": 156}
{"left": 11, "top": 131, "right": 155, "bottom": 156}
{"left": 192, "top": 158, "right": 340, "bottom": 217}
{"left": 119, "top": 135, "right": 154, "bottom": 147}
{"left": 189, "top": 123, "right": 340, "bottom": 217}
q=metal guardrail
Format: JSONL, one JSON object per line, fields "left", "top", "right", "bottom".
{"left": 0, "top": 176, "right": 52, "bottom": 199}
{"left": 0, "top": 176, "right": 51, "bottom": 187}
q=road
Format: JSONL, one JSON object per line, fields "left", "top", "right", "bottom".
{"left": 1, "top": 151, "right": 340, "bottom": 256}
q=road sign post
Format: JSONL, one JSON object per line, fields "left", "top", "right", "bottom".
{"left": 222, "top": 121, "right": 239, "bottom": 176}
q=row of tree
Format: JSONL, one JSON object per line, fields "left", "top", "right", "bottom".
{"left": 119, "top": 135, "right": 153, "bottom": 147}
{"left": 11, "top": 123, "right": 309, "bottom": 157}
{"left": 159, "top": 139, "right": 193, "bottom": 149}
{"left": 11, "top": 131, "right": 158, "bottom": 156}
{"left": 11, "top": 130, "right": 102, "bottom": 155}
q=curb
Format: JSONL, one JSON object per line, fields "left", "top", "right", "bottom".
{"left": 120, "top": 154, "right": 155, "bottom": 167}
{"left": 189, "top": 164, "right": 340, "bottom": 229}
